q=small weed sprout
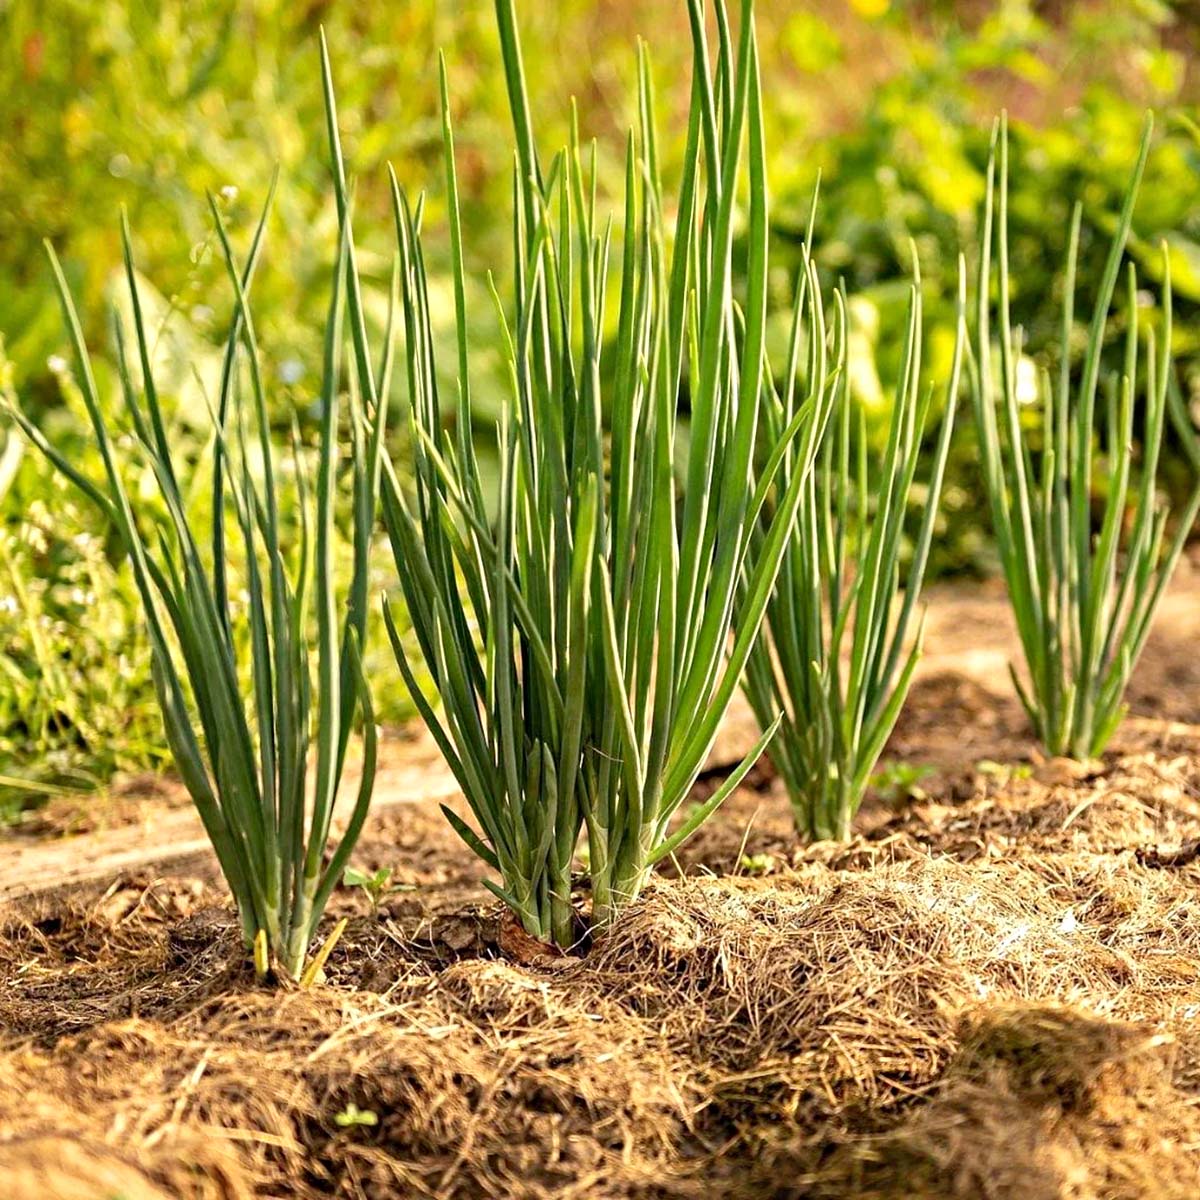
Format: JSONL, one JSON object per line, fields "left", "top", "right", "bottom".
{"left": 975, "top": 759, "right": 1033, "bottom": 786}
{"left": 870, "top": 761, "right": 934, "bottom": 805}
{"left": 334, "top": 1103, "right": 378, "bottom": 1130}
{"left": 739, "top": 852, "right": 775, "bottom": 876}
{"left": 343, "top": 866, "right": 395, "bottom": 914}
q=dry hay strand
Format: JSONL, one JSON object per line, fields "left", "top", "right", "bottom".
{"left": 585, "top": 858, "right": 1141, "bottom": 1124}
{"left": 0, "top": 1136, "right": 175, "bottom": 1200}
{"left": 868, "top": 747, "right": 1200, "bottom": 865}
{"left": 0, "top": 1054, "right": 250, "bottom": 1200}
{"left": 802, "top": 1003, "right": 1200, "bottom": 1200}
{"left": 0, "top": 956, "right": 705, "bottom": 1200}
{"left": 1, "top": 850, "right": 1197, "bottom": 1199}
{"left": 0, "top": 880, "right": 243, "bottom": 1041}
{"left": 1013, "top": 852, "right": 1200, "bottom": 983}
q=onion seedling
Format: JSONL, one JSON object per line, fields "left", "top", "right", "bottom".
{"left": 972, "top": 114, "right": 1200, "bottom": 759}
{"left": 742, "top": 239, "right": 966, "bottom": 842}
{"left": 9, "top": 66, "right": 384, "bottom": 979}
{"left": 378, "top": 0, "right": 824, "bottom": 946}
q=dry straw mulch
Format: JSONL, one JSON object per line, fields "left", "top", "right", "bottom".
{"left": 3, "top": 583, "right": 1200, "bottom": 1199}
{"left": 2, "top": 825, "right": 1199, "bottom": 1197}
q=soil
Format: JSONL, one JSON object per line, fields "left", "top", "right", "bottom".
{"left": 2, "top": 567, "right": 1200, "bottom": 1199}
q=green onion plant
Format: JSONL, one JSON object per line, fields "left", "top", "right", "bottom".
{"left": 378, "top": 0, "right": 823, "bottom": 947}
{"left": 742, "top": 235, "right": 966, "bottom": 841}
{"left": 972, "top": 113, "right": 1200, "bottom": 759}
{"left": 9, "top": 60, "right": 384, "bottom": 979}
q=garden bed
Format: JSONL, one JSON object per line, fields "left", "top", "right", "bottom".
{"left": 2, "top": 572, "right": 1199, "bottom": 1199}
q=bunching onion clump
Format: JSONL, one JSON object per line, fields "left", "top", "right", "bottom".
{"left": 741, "top": 238, "right": 966, "bottom": 842}
{"left": 973, "top": 114, "right": 1200, "bottom": 760}
{"left": 378, "top": 0, "right": 823, "bottom": 948}
{"left": 10, "top": 67, "right": 384, "bottom": 980}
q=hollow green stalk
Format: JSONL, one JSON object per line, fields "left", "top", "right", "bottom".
{"left": 971, "top": 113, "right": 1200, "bottom": 759}
{"left": 742, "top": 225, "right": 966, "bottom": 841}
{"left": 378, "top": 0, "right": 821, "bottom": 946}
{"left": 9, "top": 47, "right": 382, "bottom": 978}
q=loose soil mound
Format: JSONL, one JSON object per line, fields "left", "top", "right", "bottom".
{"left": 1, "top": 575, "right": 1200, "bottom": 1198}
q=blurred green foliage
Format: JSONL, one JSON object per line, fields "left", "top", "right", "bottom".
{"left": 0, "top": 348, "right": 165, "bottom": 817}
{"left": 0, "top": 0, "right": 1197, "bottom": 810}
{"left": 771, "top": 1, "right": 1200, "bottom": 574}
